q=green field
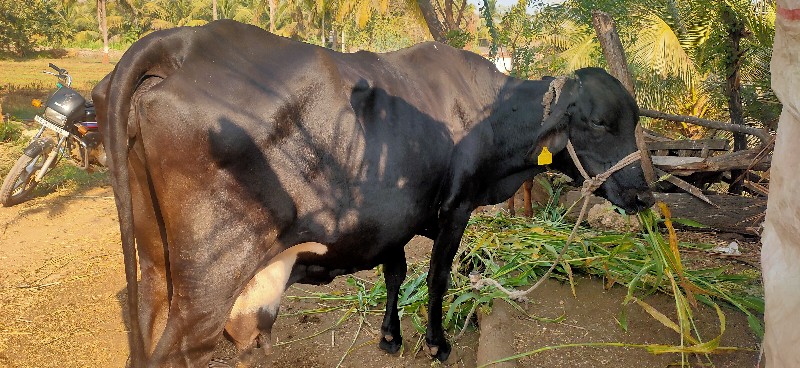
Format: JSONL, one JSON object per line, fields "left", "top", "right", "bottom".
{"left": 0, "top": 50, "right": 119, "bottom": 121}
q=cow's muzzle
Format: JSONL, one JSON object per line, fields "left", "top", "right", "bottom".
{"left": 615, "top": 187, "right": 655, "bottom": 214}
{"left": 566, "top": 141, "right": 655, "bottom": 214}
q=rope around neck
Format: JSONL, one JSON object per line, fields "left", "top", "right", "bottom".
{"left": 453, "top": 77, "right": 642, "bottom": 341}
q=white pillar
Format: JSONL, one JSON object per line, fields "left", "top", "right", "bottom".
{"left": 763, "top": 1, "right": 800, "bottom": 367}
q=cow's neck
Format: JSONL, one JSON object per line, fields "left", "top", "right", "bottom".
{"left": 438, "top": 79, "right": 566, "bottom": 208}
{"left": 481, "top": 79, "right": 556, "bottom": 174}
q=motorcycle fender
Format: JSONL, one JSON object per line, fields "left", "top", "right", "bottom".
{"left": 23, "top": 138, "right": 54, "bottom": 157}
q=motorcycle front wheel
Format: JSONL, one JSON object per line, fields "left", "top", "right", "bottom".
{"left": 0, "top": 139, "right": 54, "bottom": 207}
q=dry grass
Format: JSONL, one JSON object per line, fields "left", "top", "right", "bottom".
{"left": 0, "top": 49, "right": 119, "bottom": 121}
{"left": 0, "top": 49, "right": 118, "bottom": 90}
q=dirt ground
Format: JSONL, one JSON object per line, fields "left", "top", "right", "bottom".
{"left": 0, "top": 183, "right": 762, "bottom": 367}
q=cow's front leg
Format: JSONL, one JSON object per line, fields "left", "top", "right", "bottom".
{"left": 379, "top": 248, "right": 407, "bottom": 354}
{"left": 425, "top": 204, "right": 472, "bottom": 361}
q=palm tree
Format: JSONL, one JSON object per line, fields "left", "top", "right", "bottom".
{"left": 334, "top": 0, "right": 389, "bottom": 28}
{"left": 96, "top": 0, "right": 109, "bottom": 63}
{"left": 143, "top": 0, "right": 210, "bottom": 30}
{"left": 529, "top": 0, "right": 776, "bottom": 139}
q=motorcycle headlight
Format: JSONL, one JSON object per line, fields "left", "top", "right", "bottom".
{"left": 44, "top": 107, "right": 67, "bottom": 126}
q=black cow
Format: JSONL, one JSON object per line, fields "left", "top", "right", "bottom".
{"left": 92, "top": 20, "right": 653, "bottom": 367}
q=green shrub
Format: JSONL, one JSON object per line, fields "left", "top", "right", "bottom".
{"left": 0, "top": 119, "right": 23, "bottom": 143}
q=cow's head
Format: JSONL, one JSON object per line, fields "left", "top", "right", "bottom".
{"left": 535, "top": 67, "right": 654, "bottom": 214}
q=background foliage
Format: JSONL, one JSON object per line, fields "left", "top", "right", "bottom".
{"left": 0, "top": 0, "right": 779, "bottom": 138}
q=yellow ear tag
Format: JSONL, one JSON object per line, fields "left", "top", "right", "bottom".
{"left": 537, "top": 146, "right": 553, "bottom": 165}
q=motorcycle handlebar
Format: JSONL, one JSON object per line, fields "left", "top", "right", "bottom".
{"left": 48, "top": 63, "right": 66, "bottom": 75}
{"left": 45, "top": 63, "right": 71, "bottom": 86}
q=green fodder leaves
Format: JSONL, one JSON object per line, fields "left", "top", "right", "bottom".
{"left": 290, "top": 202, "right": 762, "bottom": 358}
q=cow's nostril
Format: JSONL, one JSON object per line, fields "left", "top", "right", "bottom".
{"left": 636, "top": 191, "right": 655, "bottom": 208}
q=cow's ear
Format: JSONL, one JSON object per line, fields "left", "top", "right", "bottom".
{"left": 531, "top": 79, "right": 578, "bottom": 159}
{"left": 533, "top": 127, "right": 568, "bottom": 162}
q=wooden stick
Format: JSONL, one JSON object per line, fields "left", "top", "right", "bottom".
{"left": 655, "top": 168, "right": 718, "bottom": 207}
{"left": 640, "top": 109, "right": 770, "bottom": 146}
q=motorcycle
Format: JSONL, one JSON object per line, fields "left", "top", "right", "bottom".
{"left": 0, "top": 63, "right": 106, "bottom": 207}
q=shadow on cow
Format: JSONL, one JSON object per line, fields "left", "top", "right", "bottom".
{"left": 92, "top": 19, "right": 654, "bottom": 367}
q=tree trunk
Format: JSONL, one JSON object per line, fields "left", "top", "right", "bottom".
{"left": 721, "top": 4, "right": 748, "bottom": 194}
{"left": 252, "top": 0, "right": 263, "bottom": 26}
{"left": 96, "top": 0, "right": 109, "bottom": 64}
{"left": 591, "top": 10, "right": 656, "bottom": 187}
{"left": 213, "top": 0, "right": 218, "bottom": 20}
{"left": 591, "top": 11, "right": 635, "bottom": 95}
{"left": 444, "top": 0, "right": 455, "bottom": 30}
{"left": 416, "top": 0, "right": 447, "bottom": 43}
{"left": 321, "top": 16, "right": 326, "bottom": 46}
{"left": 268, "top": 0, "right": 277, "bottom": 33}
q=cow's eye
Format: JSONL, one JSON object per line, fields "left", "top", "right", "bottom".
{"left": 590, "top": 119, "right": 605, "bottom": 129}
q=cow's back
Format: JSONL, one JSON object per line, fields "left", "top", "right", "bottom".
{"left": 122, "top": 21, "right": 511, "bottom": 256}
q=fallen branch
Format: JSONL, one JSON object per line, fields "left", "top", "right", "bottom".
{"left": 655, "top": 168, "right": 717, "bottom": 207}
{"left": 640, "top": 109, "right": 770, "bottom": 146}
{"left": 653, "top": 148, "right": 771, "bottom": 176}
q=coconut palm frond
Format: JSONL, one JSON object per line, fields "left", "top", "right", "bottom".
{"left": 334, "top": 0, "right": 390, "bottom": 29}
{"left": 631, "top": 12, "right": 695, "bottom": 85}
{"left": 538, "top": 21, "right": 588, "bottom": 52}
{"left": 142, "top": 2, "right": 169, "bottom": 20}
{"left": 335, "top": 0, "right": 354, "bottom": 22}
{"left": 185, "top": 19, "right": 209, "bottom": 27}
{"left": 151, "top": 18, "right": 175, "bottom": 30}
{"left": 559, "top": 32, "right": 599, "bottom": 71}
{"left": 73, "top": 15, "right": 99, "bottom": 32}
{"left": 277, "top": 20, "right": 299, "bottom": 38}
{"left": 355, "top": 0, "right": 373, "bottom": 28}
{"left": 234, "top": 7, "right": 255, "bottom": 24}
{"left": 74, "top": 30, "right": 100, "bottom": 44}
{"left": 107, "top": 15, "right": 125, "bottom": 31}
{"left": 744, "top": 0, "right": 776, "bottom": 47}
{"left": 376, "top": 0, "right": 390, "bottom": 14}
{"left": 740, "top": 46, "right": 772, "bottom": 84}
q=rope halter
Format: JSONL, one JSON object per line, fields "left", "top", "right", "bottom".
{"left": 541, "top": 75, "right": 642, "bottom": 197}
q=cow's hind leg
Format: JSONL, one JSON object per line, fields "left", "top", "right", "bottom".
{"left": 150, "top": 282, "right": 237, "bottom": 365}
{"left": 379, "top": 248, "right": 407, "bottom": 354}
{"left": 148, "top": 243, "right": 267, "bottom": 367}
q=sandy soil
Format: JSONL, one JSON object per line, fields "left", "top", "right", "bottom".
{"left": 0, "top": 184, "right": 761, "bottom": 367}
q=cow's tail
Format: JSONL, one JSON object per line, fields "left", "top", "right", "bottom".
{"left": 92, "top": 27, "right": 189, "bottom": 368}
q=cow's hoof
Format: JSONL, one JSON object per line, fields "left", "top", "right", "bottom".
{"left": 425, "top": 341, "right": 451, "bottom": 362}
{"left": 379, "top": 334, "right": 402, "bottom": 354}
